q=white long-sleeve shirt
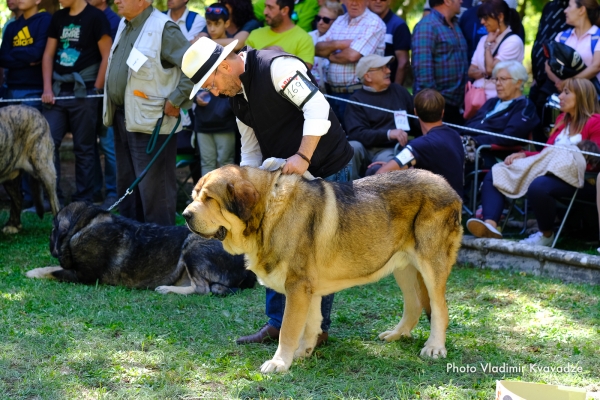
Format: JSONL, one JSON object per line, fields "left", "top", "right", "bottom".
{"left": 237, "top": 53, "right": 332, "bottom": 167}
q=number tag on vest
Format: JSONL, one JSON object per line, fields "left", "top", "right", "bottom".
{"left": 278, "top": 71, "right": 318, "bottom": 110}
{"left": 127, "top": 47, "right": 149, "bottom": 72}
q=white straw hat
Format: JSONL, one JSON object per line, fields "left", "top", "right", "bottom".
{"left": 182, "top": 37, "right": 238, "bottom": 99}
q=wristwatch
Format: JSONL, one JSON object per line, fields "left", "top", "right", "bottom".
{"left": 485, "top": 41, "right": 494, "bottom": 48}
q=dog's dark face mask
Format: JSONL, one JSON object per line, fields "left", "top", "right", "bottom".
{"left": 49, "top": 210, "right": 71, "bottom": 258}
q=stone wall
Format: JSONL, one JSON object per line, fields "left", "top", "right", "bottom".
{"left": 458, "top": 236, "right": 600, "bottom": 285}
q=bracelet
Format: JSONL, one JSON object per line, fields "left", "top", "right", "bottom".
{"left": 295, "top": 151, "right": 311, "bottom": 165}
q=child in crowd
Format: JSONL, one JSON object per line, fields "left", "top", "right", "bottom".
{"left": 194, "top": 3, "right": 237, "bottom": 176}
{"left": 0, "top": 0, "right": 51, "bottom": 210}
{"left": 308, "top": 1, "right": 343, "bottom": 90}
{"left": 41, "top": 0, "right": 111, "bottom": 205}
{"left": 0, "top": 0, "right": 51, "bottom": 109}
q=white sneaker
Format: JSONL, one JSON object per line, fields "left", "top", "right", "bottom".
{"left": 466, "top": 218, "right": 503, "bottom": 239}
{"left": 519, "top": 231, "right": 554, "bottom": 247}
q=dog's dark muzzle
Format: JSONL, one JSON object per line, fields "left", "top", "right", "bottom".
{"left": 187, "top": 224, "right": 228, "bottom": 241}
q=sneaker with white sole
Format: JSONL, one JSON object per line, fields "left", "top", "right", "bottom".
{"left": 519, "top": 231, "right": 554, "bottom": 247}
{"left": 466, "top": 218, "right": 503, "bottom": 239}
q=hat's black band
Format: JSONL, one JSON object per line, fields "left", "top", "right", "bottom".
{"left": 190, "top": 46, "right": 223, "bottom": 84}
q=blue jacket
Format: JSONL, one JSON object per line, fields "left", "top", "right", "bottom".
{"left": 0, "top": 12, "right": 51, "bottom": 89}
{"left": 465, "top": 96, "right": 540, "bottom": 147}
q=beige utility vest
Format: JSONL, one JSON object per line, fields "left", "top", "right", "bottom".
{"left": 103, "top": 9, "right": 182, "bottom": 135}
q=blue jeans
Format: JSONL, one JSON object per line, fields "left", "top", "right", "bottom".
{"left": 94, "top": 126, "right": 117, "bottom": 198}
{"left": 326, "top": 92, "right": 351, "bottom": 131}
{"left": 266, "top": 161, "right": 353, "bottom": 332}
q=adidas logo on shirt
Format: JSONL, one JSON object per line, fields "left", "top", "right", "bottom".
{"left": 13, "top": 27, "right": 33, "bottom": 47}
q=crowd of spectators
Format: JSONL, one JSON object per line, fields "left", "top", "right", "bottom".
{"left": 2, "top": 0, "right": 600, "bottom": 248}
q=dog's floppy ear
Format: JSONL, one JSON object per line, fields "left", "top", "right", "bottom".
{"left": 226, "top": 180, "right": 259, "bottom": 222}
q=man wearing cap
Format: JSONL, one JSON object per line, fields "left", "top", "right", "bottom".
{"left": 182, "top": 37, "right": 354, "bottom": 345}
{"left": 344, "top": 54, "right": 418, "bottom": 179}
{"left": 103, "top": 0, "right": 193, "bottom": 225}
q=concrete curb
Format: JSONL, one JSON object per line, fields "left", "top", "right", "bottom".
{"left": 458, "top": 236, "right": 600, "bottom": 285}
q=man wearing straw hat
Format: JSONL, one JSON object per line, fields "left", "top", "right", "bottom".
{"left": 182, "top": 37, "right": 354, "bottom": 345}
{"left": 103, "top": 0, "right": 193, "bottom": 226}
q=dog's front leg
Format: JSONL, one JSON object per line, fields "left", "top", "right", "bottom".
{"left": 260, "top": 280, "right": 312, "bottom": 373}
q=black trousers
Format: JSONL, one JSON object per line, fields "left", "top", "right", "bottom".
{"left": 113, "top": 109, "right": 177, "bottom": 226}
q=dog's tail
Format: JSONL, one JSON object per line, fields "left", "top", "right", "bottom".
{"left": 30, "top": 177, "right": 45, "bottom": 219}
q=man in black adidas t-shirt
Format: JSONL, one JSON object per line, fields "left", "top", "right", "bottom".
{"left": 370, "top": 88, "right": 465, "bottom": 196}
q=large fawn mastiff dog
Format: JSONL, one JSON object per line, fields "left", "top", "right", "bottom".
{"left": 183, "top": 165, "right": 463, "bottom": 373}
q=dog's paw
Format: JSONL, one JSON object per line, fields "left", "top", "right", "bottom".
{"left": 419, "top": 344, "right": 447, "bottom": 359}
{"left": 2, "top": 225, "right": 21, "bottom": 234}
{"left": 154, "top": 286, "right": 173, "bottom": 294}
{"left": 260, "top": 358, "right": 290, "bottom": 373}
{"left": 378, "top": 329, "right": 412, "bottom": 342}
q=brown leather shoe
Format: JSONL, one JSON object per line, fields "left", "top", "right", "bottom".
{"left": 236, "top": 323, "right": 280, "bottom": 344}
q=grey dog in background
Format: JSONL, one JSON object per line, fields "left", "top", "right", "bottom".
{"left": 0, "top": 105, "right": 60, "bottom": 233}
{"left": 26, "top": 202, "right": 256, "bottom": 295}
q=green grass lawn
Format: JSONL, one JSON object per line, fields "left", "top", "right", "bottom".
{"left": 1, "top": 211, "right": 599, "bottom": 399}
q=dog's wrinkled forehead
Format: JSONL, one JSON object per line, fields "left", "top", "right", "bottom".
{"left": 192, "top": 165, "right": 243, "bottom": 201}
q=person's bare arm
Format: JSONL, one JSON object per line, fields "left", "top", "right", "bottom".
{"left": 41, "top": 37, "right": 58, "bottom": 104}
{"left": 329, "top": 47, "right": 362, "bottom": 64}
{"left": 315, "top": 39, "right": 352, "bottom": 57}
{"left": 94, "top": 35, "right": 112, "bottom": 90}
{"left": 282, "top": 135, "right": 320, "bottom": 175}
{"left": 394, "top": 49, "right": 409, "bottom": 85}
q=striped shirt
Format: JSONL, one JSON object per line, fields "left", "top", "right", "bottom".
{"left": 318, "top": 8, "right": 385, "bottom": 87}
{"left": 412, "top": 9, "right": 468, "bottom": 107}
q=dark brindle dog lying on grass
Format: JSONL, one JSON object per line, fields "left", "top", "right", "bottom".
{"left": 26, "top": 202, "right": 256, "bottom": 295}
{"left": 0, "top": 105, "right": 60, "bottom": 233}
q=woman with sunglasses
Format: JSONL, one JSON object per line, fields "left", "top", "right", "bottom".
{"left": 308, "top": 1, "right": 344, "bottom": 89}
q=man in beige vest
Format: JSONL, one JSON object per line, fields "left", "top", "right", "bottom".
{"left": 104, "top": 0, "right": 193, "bottom": 225}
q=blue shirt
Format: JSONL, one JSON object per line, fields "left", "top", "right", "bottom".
{"left": 382, "top": 9, "right": 410, "bottom": 83}
{"left": 103, "top": 6, "right": 121, "bottom": 41}
{"left": 396, "top": 125, "right": 465, "bottom": 196}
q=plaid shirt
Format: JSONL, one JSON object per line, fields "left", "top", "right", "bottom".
{"left": 412, "top": 9, "right": 468, "bottom": 107}
{"left": 319, "top": 9, "right": 385, "bottom": 87}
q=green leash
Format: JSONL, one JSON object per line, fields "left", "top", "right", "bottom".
{"left": 108, "top": 114, "right": 181, "bottom": 211}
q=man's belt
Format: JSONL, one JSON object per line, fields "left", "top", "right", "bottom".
{"left": 327, "top": 84, "right": 362, "bottom": 94}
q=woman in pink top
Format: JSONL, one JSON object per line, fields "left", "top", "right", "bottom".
{"left": 468, "top": 0, "right": 524, "bottom": 100}
{"left": 546, "top": 0, "right": 600, "bottom": 91}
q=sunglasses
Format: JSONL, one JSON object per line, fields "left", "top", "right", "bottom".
{"left": 206, "top": 6, "right": 228, "bottom": 15}
{"left": 315, "top": 15, "right": 335, "bottom": 24}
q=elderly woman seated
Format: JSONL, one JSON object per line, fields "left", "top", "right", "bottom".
{"left": 467, "top": 78, "right": 600, "bottom": 247}
{"left": 463, "top": 60, "right": 540, "bottom": 169}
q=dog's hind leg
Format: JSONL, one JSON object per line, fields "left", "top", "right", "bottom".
{"left": 30, "top": 177, "right": 45, "bottom": 219}
{"left": 417, "top": 261, "right": 449, "bottom": 359}
{"left": 2, "top": 176, "right": 23, "bottom": 234}
{"left": 294, "top": 295, "right": 322, "bottom": 360}
{"left": 379, "top": 263, "right": 424, "bottom": 342}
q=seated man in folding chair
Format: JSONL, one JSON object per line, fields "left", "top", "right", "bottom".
{"left": 344, "top": 54, "right": 419, "bottom": 180}
{"left": 369, "top": 88, "right": 465, "bottom": 198}
{"left": 462, "top": 60, "right": 539, "bottom": 171}
{"left": 467, "top": 78, "right": 600, "bottom": 247}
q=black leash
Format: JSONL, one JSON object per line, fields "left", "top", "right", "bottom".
{"left": 108, "top": 114, "right": 181, "bottom": 211}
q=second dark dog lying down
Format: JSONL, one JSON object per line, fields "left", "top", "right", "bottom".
{"left": 26, "top": 202, "right": 256, "bottom": 295}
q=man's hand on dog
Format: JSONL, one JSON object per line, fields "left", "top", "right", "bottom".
{"left": 283, "top": 154, "right": 309, "bottom": 175}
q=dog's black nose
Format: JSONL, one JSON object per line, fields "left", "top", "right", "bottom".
{"left": 182, "top": 210, "right": 192, "bottom": 221}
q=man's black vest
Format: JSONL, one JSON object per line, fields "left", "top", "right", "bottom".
{"left": 230, "top": 48, "right": 353, "bottom": 178}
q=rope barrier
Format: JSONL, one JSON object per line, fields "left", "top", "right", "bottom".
{"left": 0, "top": 94, "right": 104, "bottom": 103}
{"left": 324, "top": 93, "right": 600, "bottom": 159}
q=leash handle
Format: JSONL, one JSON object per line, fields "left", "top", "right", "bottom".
{"left": 146, "top": 115, "right": 164, "bottom": 154}
{"left": 106, "top": 115, "right": 181, "bottom": 211}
